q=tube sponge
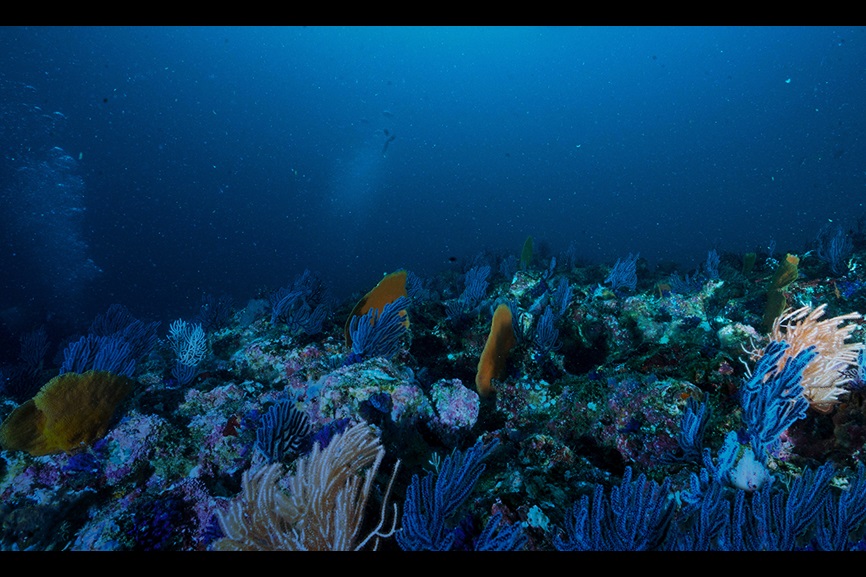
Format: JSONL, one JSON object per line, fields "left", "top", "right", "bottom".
{"left": 0, "top": 370, "right": 133, "bottom": 456}
{"left": 475, "top": 304, "right": 516, "bottom": 396}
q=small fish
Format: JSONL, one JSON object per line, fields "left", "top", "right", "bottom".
{"left": 382, "top": 134, "right": 395, "bottom": 155}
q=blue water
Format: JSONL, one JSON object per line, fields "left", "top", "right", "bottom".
{"left": 1, "top": 26, "right": 864, "bottom": 337}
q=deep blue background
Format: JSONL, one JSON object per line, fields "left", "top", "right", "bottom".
{"left": 1, "top": 26, "right": 864, "bottom": 336}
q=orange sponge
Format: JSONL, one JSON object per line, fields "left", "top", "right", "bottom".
{"left": 344, "top": 269, "right": 409, "bottom": 347}
{"left": 475, "top": 304, "right": 517, "bottom": 396}
{"left": 0, "top": 370, "right": 133, "bottom": 456}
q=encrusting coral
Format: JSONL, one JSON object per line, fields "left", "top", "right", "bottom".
{"left": 0, "top": 370, "right": 133, "bottom": 456}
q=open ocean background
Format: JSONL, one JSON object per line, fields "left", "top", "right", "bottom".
{"left": 1, "top": 25, "right": 864, "bottom": 342}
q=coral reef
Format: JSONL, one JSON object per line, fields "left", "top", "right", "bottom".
{"left": 2, "top": 242, "right": 866, "bottom": 551}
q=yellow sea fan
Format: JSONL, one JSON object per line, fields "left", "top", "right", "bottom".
{"left": 757, "top": 304, "right": 863, "bottom": 413}
{"left": 0, "top": 370, "right": 133, "bottom": 456}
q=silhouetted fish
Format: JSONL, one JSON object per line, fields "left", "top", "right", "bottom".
{"left": 382, "top": 134, "right": 395, "bottom": 155}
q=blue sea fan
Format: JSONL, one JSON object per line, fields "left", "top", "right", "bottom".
{"left": 740, "top": 340, "right": 815, "bottom": 461}
{"left": 406, "top": 270, "right": 433, "bottom": 302}
{"left": 554, "top": 467, "right": 674, "bottom": 551}
{"left": 533, "top": 305, "right": 561, "bottom": 357}
{"left": 459, "top": 265, "right": 491, "bottom": 309}
{"left": 60, "top": 333, "right": 136, "bottom": 378}
{"left": 676, "top": 396, "right": 711, "bottom": 463}
{"left": 269, "top": 269, "right": 330, "bottom": 336}
{"left": 89, "top": 303, "right": 161, "bottom": 361}
{"left": 348, "top": 296, "right": 410, "bottom": 362}
{"left": 551, "top": 276, "right": 572, "bottom": 318}
{"left": 604, "top": 252, "right": 639, "bottom": 293}
{"left": 396, "top": 439, "right": 510, "bottom": 551}
{"left": 195, "top": 292, "right": 235, "bottom": 332}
